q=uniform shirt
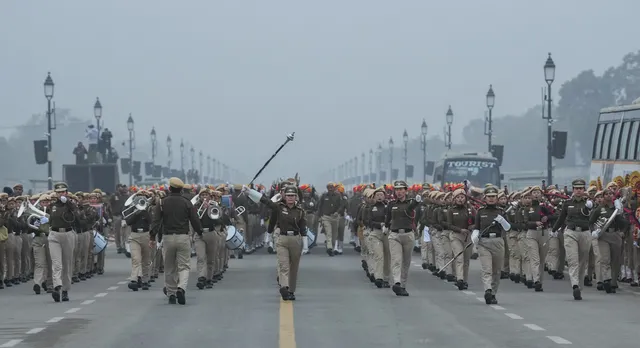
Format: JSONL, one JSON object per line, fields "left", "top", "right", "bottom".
{"left": 151, "top": 192, "right": 202, "bottom": 239}
{"left": 384, "top": 198, "right": 419, "bottom": 231}
{"left": 109, "top": 193, "right": 128, "bottom": 215}
{"left": 261, "top": 196, "right": 307, "bottom": 236}
{"left": 474, "top": 204, "right": 506, "bottom": 236}
{"left": 200, "top": 205, "right": 233, "bottom": 230}
{"left": 49, "top": 200, "right": 82, "bottom": 230}
{"left": 125, "top": 209, "right": 152, "bottom": 231}
{"left": 588, "top": 202, "right": 629, "bottom": 232}
{"left": 316, "top": 192, "right": 343, "bottom": 217}
{"left": 552, "top": 196, "right": 591, "bottom": 231}
{"left": 366, "top": 201, "right": 386, "bottom": 228}
{"left": 78, "top": 205, "right": 99, "bottom": 231}
{"left": 447, "top": 204, "right": 475, "bottom": 232}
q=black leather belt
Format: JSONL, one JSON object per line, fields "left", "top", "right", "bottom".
{"left": 391, "top": 229, "right": 411, "bottom": 233}
{"left": 132, "top": 228, "right": 148, "bottom": 233}
{"left": 51, "top": 228, "right": 72, "bottom": 232}
{"left": 164, "top": 232, "right": 188, "bottom": 235}
{"left": 280, "top": 230, "right": 300, "bottom": 236}
{"left": 567, "top": 225, "right": 588, "bottom": 231}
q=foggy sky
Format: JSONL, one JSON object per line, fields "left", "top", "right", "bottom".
{"left": 1, "top": 0, "right": 639, "bottom": 186}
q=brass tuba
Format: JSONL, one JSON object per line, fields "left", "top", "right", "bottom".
{"left": 208, "top": 202, "right": 222, "bottom": 220}
{"left": 122, "top": 192, "right": 149, "bottom": 219}
{"left": 17, "top": 201, "right": 49, "bottom": 230}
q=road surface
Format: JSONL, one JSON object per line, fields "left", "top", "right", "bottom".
{"left": 1, "top": 241, "right": 639, "bottom": 348}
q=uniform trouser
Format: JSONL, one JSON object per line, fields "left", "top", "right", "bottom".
{"left": 420, "top": 229, "right": 434, "bottom": 265}
{"left": 85, "top": 231, "right": 93, "bottom": 274}
{"left": 277, "top": 234, "right": 303, "bottom": 292}
{"left": 320, "top": 215, "right": 339, "bottom": 250}
{"left": 623, "top": 229, "right": 636, "bottom": 280}
{"left": 0, "top": 240, "right": 7, "bottom": 282}
{"left": 450, "top": 231, "right": 472, "bottom": 282}
{"left": 478, "top": 236, "right": 505, "bottom": 294}
{"left": 518, "top": 233, "right": 531, "bottom": 279}
{"left": 247, "top": 214, "right": 261, "bottom": 248}
{"left": 6, "top": 234, "right": 20, "bottom": 280}
{"left": 432, "top": 230, "right": 443, "bottom": 270}
{"left": 20, "top": 233, "right": 32, "bottom": 276}
{"left": 195, "top": 231, "right": 216, "bottom": 280}
{"left": 597, "top": 231, "right": 624, "bottom": 287}
{"left": 337, "top": 217, "right": 346, "bottom": 247}
{"left": 524, "top": 229, "right": 549, "bottom": 284}
{"left": 215, "top": 227, "right": 226, "bottom": 275}
{"left": 113, "top": 216, "right": 124, "bottom": 249}
{"left": 73, "top": 231, "right": 87, "bottom": 277}
{"left": 48, "top": 231, "right": 76, "bottom": 291}
{"left": 33, "top": 235, "right": 53, "bottom": 288}
{"left": 507, "top": 231, "right": 522, "bottom": 275}
{"left": 235, "top": 220, "right": 247, "bottom": 256}
{"left": 162, "top": 234, "right": 191, "bottom": 296}
{"left": 129, "top": 231, "right": 151, "bottom": 282}
{"left": 388, "top": 231, "right": 414, "bottom": 287}
{"left": 590, "top": 237, "right": 601, "bottom": 282}
{"left": 440, "top": 230, "right": 454, "bottom": 275}
{"left": 502, "top": 234, "right": 510, "bottom": 273}
{"left": 273, "top": 229, "right": 281, "bottom": 275}
{"left": 369, "top": 229, "right": 391, "bottom": 282}
{"left": 563, "top": 228, "right": 591, "bottom": 288}
{"left": 120, "top": 224, "right": 131, "bottom": 251}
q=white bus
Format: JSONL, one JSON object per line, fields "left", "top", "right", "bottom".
{"left": 433, "top": 151, "right": 503, "bottom": 188}
{"left": 589, "top": 97, "right": 640, "bottom": 184}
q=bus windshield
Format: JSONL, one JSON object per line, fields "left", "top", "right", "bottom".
{"left": 443, "top": 159, "right": 500, "bottom": 187}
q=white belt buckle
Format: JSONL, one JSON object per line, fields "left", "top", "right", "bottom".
{"left": 398, "top": 229, "right": 405, "bottom": 233}
{"left": 137, "top": 228, "right": 143, "bottom": 232}
{"left": 287, "top": 231, "right": 295, "bottom": 236}
{"left": 203, "top": 228, "right": 210, "bottom": 232}
{"left": 489, "top": 233, "right": 497, "bottom": 238}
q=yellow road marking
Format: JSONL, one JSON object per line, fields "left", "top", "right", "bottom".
{"left": 279, "top": 299, "right": 296, "bottom": 348}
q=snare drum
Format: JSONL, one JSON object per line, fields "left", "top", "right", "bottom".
{"left": 225, "top": 225, "right": 245, "bottom": 250}
{"left": 92, "top": 230, "right": 107, "bottom": 255}
{"left": 306, "top": 227, "right": 317, "bottom": 249}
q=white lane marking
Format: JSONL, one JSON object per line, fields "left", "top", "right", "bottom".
{"left": 26, "top": 328, "right": 46, "bottom": 334}
{"left": 632, "top": 292, "right": 640, "bottom": 296}
{"left": 475, "top": 297, "right": 485, "bottom": 302}
{"left": 95, "top": 292, "right": 108, "bottom": 297}
{"left": 547, "top": 336, "right": 572, "bottom": 344}
{"left": 0, "top": 340, "right": 24, "bottom": 347}
{"left": 523, "top": 324, "right": 545, "bottom": 331}
{"left": 65, "top": 307, "right": 81, "bottom": 314}
{"left": 462, "top": 290, "right": 475, "bottom": 295}
{"left": 107, "top": 286, "right": 119, "bottom": 290}
{"left": 504, "top": 313, "right": 523, "bottom": 320}
{"left": 46, "top": 317, "right": 64, "bottom": 323}
{"left": 490, "top": 305, "right": 505, "bottom": 310}
{"left": 117, "top": 281, "right": 128, "bottom": 285}
{"left": 81, "top": 300, "right": 95, "bottom": 305}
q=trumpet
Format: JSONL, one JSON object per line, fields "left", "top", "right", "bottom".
{"left": 122, "top": 192, "right": 149, "bottom": 219}
{"left": 271, "top": 193, "right": 282, "bottom": 202}
{"left": 235, "top": 206, "right": 246, "bottom": 217}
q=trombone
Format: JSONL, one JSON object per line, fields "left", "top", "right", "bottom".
{"left": 17, "top": 201, "right": 50, "bottom": 230}
{"left": 122, "top": 192, "right": 150, "bottom": 219}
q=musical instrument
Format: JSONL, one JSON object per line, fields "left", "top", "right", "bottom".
{"left": 271, "top": 193, "right": 282, "bottom": 203}
{"left": 208, "top": 202, "right": 222, "bottom": 220}
{"left": 235, "top": 205, "right": 246, "bottom": 217}
{"left": 225, "top": 225, "right": 245, "bottom": 250}
{"left": 221, "top": 195, "right": 233, "bottom": 208}
{"left": 306, "top": 227, "right": 317, "bottom": 249}
{"left": 92, "top": 230, "right": 107, "bottom": 254}
{"left": 17, "top": 200, "right": 50, "bottom": 230}
{"left": 122, "top": 193, "right": 149, "bottom": 219}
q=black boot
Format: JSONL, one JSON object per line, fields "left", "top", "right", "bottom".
{"left": 176, "top": 288, "right": 186, "bottom": 305}
{"left": 33, "top": 284, "right": 41, "bottom": 295}
{"left": 572, "top": 285, "right": 582, "bottom": 300}
{"left": 128, "top": 281, "right": 139, "bottom": 291}
{"left": 196, "top": 277, "right": 206, "bottom": 290}
{"left": 52, "top": 286, "right": 61, "bottom": 302}
{"left": 61, "top": 291, "right": 69, "bottom": 302}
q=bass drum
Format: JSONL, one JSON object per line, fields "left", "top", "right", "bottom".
{"left": 306, "top": 227, "right": 317, "bottom": 249}
{"left": 225, "top": 225, "right": 245, "bottom": 250}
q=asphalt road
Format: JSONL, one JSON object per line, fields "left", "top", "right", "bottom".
{"left": 1, "top": 239, "right": 639, "bottom": 348}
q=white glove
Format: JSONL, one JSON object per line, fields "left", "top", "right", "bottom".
{"left": 102, "top": 218, "right": 107, "bottom": 225}
{"left": 414, "top": 194, "right": 423, "bottom": 203}
{"left": 471, "top": 229, "right": 480, "bottom": 244}
{"left": 246, "top": 188, "right": 263, "bottom": 203}
{"left": 550, "top": 231, "right": 558, "bottom": 238}
{"left": 585, "top": 200, "right": 593, "bottom": 209}
{"left": 260, "top": 219, "right": 265, "bottom": 226}
{"left": 382, "top": 226, "right": 389, "bottom": 235}
{"left": 108, "top": 218, "right": 113, "bottom": 223}
{"left": 157, "top": 240, "right": 163, "bottom": 250}
{"left": 59, "top": 196, "right": 67, "bottom": 203}
{"left": 34, "top": 220, "right": 41, "bottom": 228}
{"left": 614, "top": 199, "right": 623, "bottom": 210}
{"left": 494, "top": 215, "right": 511, "bottom": 231}
{"left": 121, "top": 220, "right": 127, "bottom": 228}
{"left": 40, "top": 216, "right": 49, "bottom": 224}
{"left": 591, "top": 229, "right": 601, "bottom": 238}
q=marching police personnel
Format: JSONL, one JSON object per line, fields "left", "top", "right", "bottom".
{"left": 385, "top": 180, "right": 421, "bottom": 296}
{"left": 47, "top": 182, "right": 82, "bottom": 302}
{"left": 471, "top": 185, "right": 512, "bottom": 305}
{"left": 150, "top": 177, "right": 202, "bottom": 305}
{"left": 367, "top": 186, "right": 391, "bottom": 288}
{"left": 245, "top": 185, "right": 307, "bottom": 301}
{"left": 551, "top": 179, "right": 592, "bottom": 300}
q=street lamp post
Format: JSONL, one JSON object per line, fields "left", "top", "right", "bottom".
{"left": 402, "top": 129, "right": 408, "bottom": 181}
{"left": 485, "top": 85, "right": 495, "bottom": 152}
{"left": 421, "top": 119, "right": 428, "bottom": 182}
{"left": 93, "top": 98, "right": 102, "bottom": 163}
{"left": 190, "top": 147, "right": 195, "bottom": 183}
{"left": 543, "top": 53, "right": 556, "bottom": 185}
{"left": 368, "top": 148, "right": 373, "bottom": 180}
{"left": 150, "top": 127, "right": 157, "bottom": 165}
{"left": 44, "top": 73, "right": 55, "bottom": 190}
{"left": 166, "top": 135, "right": 172, "bottom": 169}
{"left": 361, "top": 152, "right": 365, "bottom": 182}
{"left": 377, "top": 144, "right": 382, "bottom": 181}
{"left": 180, "top": 139, "right": 185, "bottom": 178}
{"left": 127, "top": 114, "right": 135, "bottom": 186}
{"left": 445, "top": 106, "right": 454, "bottom": 150}
{"left": 207, "top": 155, "right": 211, "bottom": 182}
{"left": 388, "top": 137, "right": 394, "bottom": 181}
{"left": 199, "top": 150, "right": 203, "bottom": 184}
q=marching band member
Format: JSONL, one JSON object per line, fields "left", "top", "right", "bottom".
{"left": 73, "top": 193, "right": 92, "bottom": 282}
{"left": 125, "top": 190, "right": 153, "bottom": 291}
{"left": 151, "top": 190, "right": 166, "bottom": 278}
{"left": 472, "top": 185, "right": 512, "bottom": 305}
{"left": 506, "top": 191, "right": 523, "bottom": 283}
{"left": 385, "top": 180, "right": 421, "bottom": 296}
{"left": 316, "top": 183, "right": 343, "bottom": 256}
{"left": 521, "top": 186, "right": 553, "bottom": 292}
{"left": 357, "top": 188, "right": 374, "bottom": 278}
{"left": 589, "top": 188, "right": 628, "bottom": 293}
{"left": 0, "top": 193, "right": 10, "bottom": 289}
{"left": 367, "top": 186, "right": 391, "bottom": 288}
{"left": 551, "top": 179, "right": 592, "bottom": 300}
{"left": 437, "top": 192, "right": 455, "bottom": 281}
{"left": 446, "top": 188, "right": 475, "bottom": 290}
{"left": 48, "top": 182, "right": 83, "bottom": 302}
{"left": 210, "top": 189, "right": 229, "bottom": 282}
{"left": 150, "top": 177, "right": 202, "bottom": 305}
{"left": 194, "top": 188, "right": 230, "bottom": 289}
{"left": 32, "top": 194, "right": 53, "bottom": 294}
{"left": 245, "top": 185, "right": 307, "bottom": 301}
